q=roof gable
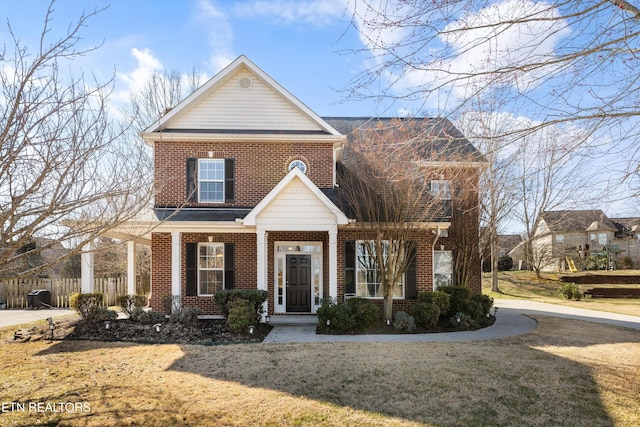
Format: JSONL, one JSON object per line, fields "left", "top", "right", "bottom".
{"left": 244, "top": 167, "right": 348, "bottom": 229}
{"left": 540, "top": 210, "right": 617, "bottom": 233}
{"left": 143, "top": 55, "right": 341, "bottom": 137}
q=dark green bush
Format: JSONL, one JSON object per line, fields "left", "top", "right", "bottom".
{"left": 132, "top": 309, "right": 167, "bottom": 324}
{"left": 316, "top": 299, "right": 356, "bottom": 333}
{"left": 169, "top": 307, "right": 202, "bottom": 325}
{"left": 227, "top": 299, "right": 255, "bottom": 333}
{"left": 470, "top": 294, "right": 494, "bottom": 317}
{"left": 393, "top": 311, "right": 416, "bottom": 332}
{"left": 213, "top": 289, "right": 268, "bottom": 322}
{"left": 462, "top": 299, "right": 484, "bottom": 320}
{"left": 86, "top": 306, "right": 117, "bottom": 323}
{"left": 450, "top": 312, "right": 478, "bottom": 330}
{"left": 417, "top": 291, "right": 450, "bottom": 315}
{"left": 116, "top": 294, "right": 148, "bottom": 317}
{"left": 346, "top": 297, "right": 380, "bottom": 329}
{"left": 69, "top": 292, "right": 104, "bottom": 319}
{"left": 498, "top": 256, "right": 514, "bottom": 271}
{"left": 412, "top": 302, "right": 440, "bottom": 329}
{"left": 438, "top": 286, "right": 470, "bottom": 316}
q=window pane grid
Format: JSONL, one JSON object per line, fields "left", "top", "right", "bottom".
{"left": 198, "top": 243, "right": 224, "bottom": 295}
{"left": 355, "top": 241, "right": 404, "bottom": 299}
{"left": 199, "top": 159, "right": 224, "bottom": 202}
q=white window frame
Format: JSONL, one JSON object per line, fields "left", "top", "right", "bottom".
{"left": 198, "top": 159, "right": 225, "bottom": 203}
{"left": 431, "top": 180, "right": 451, "bottom": 200}
{"left": 433, "top": 250, "right": 453, "bottom": 290}
{"left": 273, "top": 242, "right": 323, "bottom": 314}
{"left": 198, "top": 242, "right": 224, "bottom": 296}
{"left": 355, "top": 240, "right": 405, "bottom": 299}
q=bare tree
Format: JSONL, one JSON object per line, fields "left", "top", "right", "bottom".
{"left": 0, "top": 1, "right": 153, "bottom": 278}
{"left": 337, "top": 118, "right": 481, "bottom": 320}
{"left": 457, "top": 98, "right": 523, "bottom": 292}
{"left": 343, "top": 1, "right": 640, "bottom": 197}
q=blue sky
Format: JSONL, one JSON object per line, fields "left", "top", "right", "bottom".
{"left": 1, "top": 0, "right": 390, "bottom": 117}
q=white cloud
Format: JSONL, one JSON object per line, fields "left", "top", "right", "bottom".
{"left": 350, "top": 0, "right": 571, "bottom": 112}
{"left": 194, "top": 0, "right": 235, "bottom": 72}
{"left": 233, "top": 0, "right": 348, "bottom": 27}
{"left": 116, "top": 48, "right": 163, "bottom": 95}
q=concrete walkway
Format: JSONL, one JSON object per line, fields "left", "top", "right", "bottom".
{"left": 0, "top": 308, "right": 75, "bottom": 328}
{"left": 262, "top": 299, "right": 640, "bottom": 344}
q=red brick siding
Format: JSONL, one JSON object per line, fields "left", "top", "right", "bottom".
{"left": 149, "top": 233, "right": 172, "bottom": 313}
{"left": 154, "top": 141, "right": 334, "bottom": 207}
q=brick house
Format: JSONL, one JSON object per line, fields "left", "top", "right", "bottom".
{"left": 83, "top": 55, "right": 484, "bottom": 316}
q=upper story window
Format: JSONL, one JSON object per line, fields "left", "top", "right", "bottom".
{"left": 555, "top": 234, "right": 564, "bottom": 243}
{"left": 288, "top": 159, "right": 307, "bottom": 173}
{"left": 199, "top": 159, "right": 224, "bottom": 203}
{"left": 431, "top": 180, "right": 451, "bottom": 200}
{"left": 186, "top": 158, "right": 235, "bottom": 204}
{"left": 590, "top": 232, "right": 608, "bottom": 246}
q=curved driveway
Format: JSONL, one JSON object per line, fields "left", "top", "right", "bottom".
{"left": 262, "top": 299, "right": 640, "bottom": 344}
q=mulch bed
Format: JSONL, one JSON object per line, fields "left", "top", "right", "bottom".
{"left": 6, "top": 317, "right": 272, "bottom": 345}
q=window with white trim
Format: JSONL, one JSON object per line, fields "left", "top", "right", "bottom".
{"left": 198, "top": 243, "right": 224, "bottom": 295}
{"left": 198, "top": 159, "right": 225, "bottom": 203}
{"left": 434, "top": 250, "right": 453, "bottom": 289}
{"left": 355, "top": 241, "right": 404, "bottom": 298}
{"left": 431, "top": 180, "right": 451, "bottom": 200}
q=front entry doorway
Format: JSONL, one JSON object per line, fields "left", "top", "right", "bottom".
{"left": 286, "top": 254, "right": 311, "bottom": 312}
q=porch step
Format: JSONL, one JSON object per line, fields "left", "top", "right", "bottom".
{"left": 268, "top": 315, "right": 318, "bottom": 325}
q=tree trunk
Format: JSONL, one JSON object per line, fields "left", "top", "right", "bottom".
{"left": 383, "top": 290, "right": 393, "bottom": 322}
{"left": 490, "top": 231, "right": 500, "bottom": 293}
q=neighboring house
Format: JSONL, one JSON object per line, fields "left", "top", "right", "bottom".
{"left": 79, "top": 55, "right": 484, "bottom": 316}
{"left": 510, "top": 210, "right": 640, "bottom": 272}
{"left": 480, "top": 233, "right": 523, "bottom": 271}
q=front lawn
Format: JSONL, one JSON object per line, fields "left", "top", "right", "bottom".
{"left": 1, "top": 316, "right": 639, "bottom": 426}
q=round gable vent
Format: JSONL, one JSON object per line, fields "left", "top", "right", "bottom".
{"left": 238, "top": 76, "right": 253, "bottom": 90}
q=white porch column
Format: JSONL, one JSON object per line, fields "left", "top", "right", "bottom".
{"left": 171, "top": 231, "right": 181, "bottom": 313}
{"left": 329, "top": 229, "right": 338, "bottom": 300}
{"left": 80, "top": 240, "right": 94, "bottom": 293}
{"left": 256, "top": 228, "right": 268, "bottom": 316}
{"left": 127, "top": 240, "right": 137, "bottom": 295}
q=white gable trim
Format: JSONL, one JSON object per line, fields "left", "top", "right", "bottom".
{"left": 142, "top": 55, "right": 341, "bottom": 140}
{"left": 243, "top": 168, "right": 349, "bottom": 227}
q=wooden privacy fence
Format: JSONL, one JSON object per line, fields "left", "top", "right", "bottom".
{"left": 0, "top": 277, "right": 145, "bottom": 309}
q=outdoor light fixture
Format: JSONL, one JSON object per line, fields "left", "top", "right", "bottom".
{"left": 326, "top": 319, "right": 331, "bottom": 326}
{"left": 104, "top": 321, "right": 112, "bottom": 330}
{"left": 386, "top": 319, "right": 391, "bottom": 326}
{"left": 265, "top": 315, "right": 270, "bottom": 325}
{"left": 47, "top": 318, "right": 54, "bottom": 339}
{"left": 153, "top": 323, "right": 162, "bottom": 333}
{"left": 249, "top": 325, "right": 255, "bottom": 334}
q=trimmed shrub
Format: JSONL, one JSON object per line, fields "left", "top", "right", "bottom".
{"left": 227, "top": 299, "right": 256, "bottom": 334}
{"left": 462, "top": 299, "right": 484, "bottom": 320}
{"left": 169, "top": 307, "right": 202, "bottom": 325}
{"left": 70, "top": 292, "right": 104, "bottom": 319}
{"left": 90, "top": 307, "right": 117, "bottom": 323}
{"left": 412, "top": 302, "right": 440, "bottom": 329}
{"left": 347, "top": 297, "right": 380, "bottom": 329}
{"left": 214, "top": 289, "right": 268, "bottom": 322}
{"left": 316, "top": 299, "right": 356, "bottom": 333}
{"left": 617, "top": 256, "right": 633, "bottom": 269}
{"left": 450, "top": 312, "right": 478, "bottom": 330}
{"left": 438, "top": 286, "right": 470, "bottom": 316}
{"left": 560, "top": 282, "right": 582, "bottom": 301}
{"left": 393, "top": 311, "right": 416, "bottom": 332}
{"left": 471, "top": 294, "right": 494, "bottom": 317}
{"left": 498, "top": 256, "right": 514, "bottom": 271}
{"left": 417, "top": 291, "right": 450, "bottom": 315}
{"left": 116, "top": 294, "right": 148, "bottom": 317}
{"left": 132, "top": 309, "right": 167, "bottom": 324}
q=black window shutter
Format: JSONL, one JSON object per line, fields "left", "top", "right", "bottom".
{"left": 186, "top": 158, "right": 197, "bottom": 202}
{"left": 405, "top": 242, "right": 418, "bottom": 299}
{"left": 186, "top": 243, "right": 198, "bottom": 296}
{"left": 344, "top": 240, "right": 356, "bottom": 295}
{"left": 224, "top": 158, "right": 235, "bottom": 203}
{"left": 224, "top": 243, "right": 235, "bottom": 290}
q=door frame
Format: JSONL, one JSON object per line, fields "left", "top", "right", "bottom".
{"left": 274, "top": 241, "right": 323, "bottom": 314}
